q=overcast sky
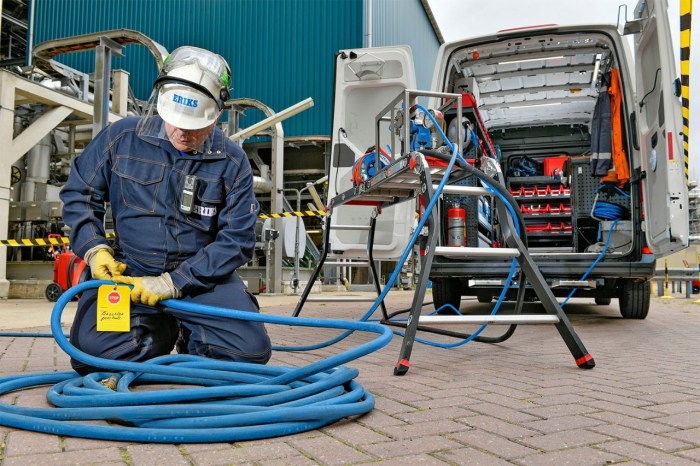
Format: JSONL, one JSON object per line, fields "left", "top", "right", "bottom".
{"left": 426, "top": 0, "right": 698, "bottom": 181}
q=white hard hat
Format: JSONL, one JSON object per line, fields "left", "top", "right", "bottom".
{"left": 155, "top": 47, "right": 231, "bottom": 130}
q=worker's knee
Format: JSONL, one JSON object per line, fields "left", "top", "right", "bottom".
{"left": 204, "top": 339, "right": 272, "bottom": 364}
{"left": 70, "top": 313, "right": 179, "bottom": 375}
{"left": 172, "top": 273, "right": 272, "bottom": 364}
{"left": 185, "top": 323, "right": 272, "bottom": 364}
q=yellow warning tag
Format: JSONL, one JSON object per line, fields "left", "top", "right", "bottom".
{"left": 96, "top": 285, "right": 131, "bottom": 332}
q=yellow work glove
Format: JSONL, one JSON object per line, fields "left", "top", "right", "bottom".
{"left": 113, "top": 273, "right": 180, "bottom": 307}
{"left": 84, "top": 246, "right": 127, "bottom": 281}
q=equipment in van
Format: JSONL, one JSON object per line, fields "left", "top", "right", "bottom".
{"left": 590, "top": 68, "right": 631, "bottom": 188}
{"left": 294, "top": 0, "right": 687, "bottom": 374}
{"left": 430, "top": 9, "right": 688, "bottom": 315}
{"left": 298, "top": 89, "right": 596, "bottom": 375}
{"left": 507, "top": 155, "right": 543, "bottom": 177}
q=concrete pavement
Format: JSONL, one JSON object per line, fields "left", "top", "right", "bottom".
{"left": 0, "top": 289, "right": 698, "bottom": 465}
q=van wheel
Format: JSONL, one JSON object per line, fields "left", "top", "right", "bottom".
{"left": 477, "top": 295, "right": 492, "bottom": 303}
{"left": 618, "top": 279, "right": 650, "bottom": 319}
{"left": 45, "top": 283, "right": 62, "bottom": 302}
{"left": 433, "top": 278, "right": 461, "bottom": 313}
{"left": 594, "top": 297, "right": 612, "bottom": 305}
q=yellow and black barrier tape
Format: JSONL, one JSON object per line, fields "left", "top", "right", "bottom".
{"left": 258, "top": 210, "right": 327, "bottom": 220}
{"left": 1, "top": 211, "right": 327, "bottom": 247}
{"left": 0, "top": 233, "right": 115, "bottom": 247}
{"left": 680, "top": 0, "right": 692, "bottom": 183}
{"left": 0, "top": 237, "right": 70, "bottom": 247}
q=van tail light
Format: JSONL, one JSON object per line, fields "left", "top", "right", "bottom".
{"left": 642, "top": 246, "right": 653, "bottom": 255}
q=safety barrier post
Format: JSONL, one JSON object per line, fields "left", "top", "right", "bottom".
{"left": 661, "top": 259, "right": 674, "bottom": 299}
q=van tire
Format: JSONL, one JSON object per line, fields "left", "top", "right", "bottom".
{"left": 477, "top": 295, "right": 493, "bottom": 303}
{"left": 594, "top": 297, "right": 612, "bottom": 305}
{"left": 433, "top": 278, "right": 461, "bottom": 313}
{"left": 618, "top": 279, "right": 650, "bottom": 319}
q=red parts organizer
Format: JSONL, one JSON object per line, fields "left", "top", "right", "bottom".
{"left": 508, "top": 174, "right": 573, "bottom": 249}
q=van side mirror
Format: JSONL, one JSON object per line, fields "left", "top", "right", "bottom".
{"left": 673, "top": 78, "right": 682, "bottom": 97}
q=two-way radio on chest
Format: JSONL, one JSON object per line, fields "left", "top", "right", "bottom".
{"left": 179, "top": 174, "right": 199, "bottom": 214}
{"left": 178, "top": 151, "right": 200, "bottom": 214}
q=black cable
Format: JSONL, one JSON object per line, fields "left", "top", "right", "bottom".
{"left": 417, "top": 149, "right": 529, "bottom": 344}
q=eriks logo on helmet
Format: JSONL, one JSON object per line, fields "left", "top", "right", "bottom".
{"left": 172, "top": 94, "right": 198, "bottom": 108}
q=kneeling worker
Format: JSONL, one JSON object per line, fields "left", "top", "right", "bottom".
{"left": 60, "top": 46, "right": 271, "bottom": 374}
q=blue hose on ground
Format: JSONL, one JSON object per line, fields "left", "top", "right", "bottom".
{"left": 0, "top": 280, "right": 393, "bottom": 443}
{"left": 0, "top": 102, "right": 526, "bottom": 442}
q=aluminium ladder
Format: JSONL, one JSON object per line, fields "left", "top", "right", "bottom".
{"left": 292, "top": 153, "right": 454, "bottom": 321}
{"left": 294, "top": 151, "right": 595, "bottom": 375}
{"left": 399, "top": 153, "right": 592, "bottom": 374}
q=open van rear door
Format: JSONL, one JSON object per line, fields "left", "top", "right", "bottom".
{"left": 328, "top": 46, "right": 416, "bottom": 259}
{"left": 633, "top": 0, "right": 689, "bottom": 256}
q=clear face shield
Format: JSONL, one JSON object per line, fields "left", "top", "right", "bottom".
{"left": 137, "top": 47, "right": 231, "bottom": 153}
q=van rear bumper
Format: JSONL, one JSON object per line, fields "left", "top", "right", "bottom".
{"left": 429, "top": 254, "right": 656, "bottom": 282}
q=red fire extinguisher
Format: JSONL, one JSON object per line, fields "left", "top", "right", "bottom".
{"left": 447, "top": 203, "right": 466, "bottom": 246}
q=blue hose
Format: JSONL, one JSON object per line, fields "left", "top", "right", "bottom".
{"left": 0, "top": 101, "right": 532, "bottom": 442}
{"left": 593, "top": 201, "right": 627, "bottom": 221}
{"left": 0, "top": 280, "right": 393, "bottom": 443}
{"left": 283, "top": 104, "right": 524, "bottom": 352}
{"left": 560, "top": 219, "right": 619, "bottom": 306}
{"left": 559, "top": 185, "right": 629, "bottom": 306}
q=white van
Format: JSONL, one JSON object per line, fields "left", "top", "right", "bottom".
{"left": 325, "top": 0, "right": 688, "bottom": 319}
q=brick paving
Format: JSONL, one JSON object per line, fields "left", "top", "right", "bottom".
{"left": 0, "top": 290, "right": 698, "bottom": 465}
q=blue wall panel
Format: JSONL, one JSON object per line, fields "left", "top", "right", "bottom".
{"left": 32, "top": 0, "right": 437, "bottom": 137}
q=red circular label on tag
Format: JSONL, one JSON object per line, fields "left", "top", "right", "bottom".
{"left": 107, "top": 291, "right": 121, "bottom": 304}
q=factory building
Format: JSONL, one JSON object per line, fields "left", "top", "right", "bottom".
{"left": 0, "top": 0, "right": 442, "bottom": 297}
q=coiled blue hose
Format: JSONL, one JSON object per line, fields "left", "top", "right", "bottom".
{"left": 0, "top": 280, "right": 393, "bottom": 443}
{"left": 0, "top": 100, "right": 535, "bottom": 442}
{"left": 593, "top": 201, "right": 627, "bottom": 221}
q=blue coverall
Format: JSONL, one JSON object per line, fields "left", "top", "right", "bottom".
{"left": 60, "top": 116, "right": 271, "bottom": 374}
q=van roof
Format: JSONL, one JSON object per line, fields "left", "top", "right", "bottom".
{"left": 443, "top": 26, "right": 622, "bottom": 130}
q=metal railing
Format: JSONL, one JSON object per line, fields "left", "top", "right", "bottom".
{"left": 653, "top": 267, "right": 698, "bottom": 298}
